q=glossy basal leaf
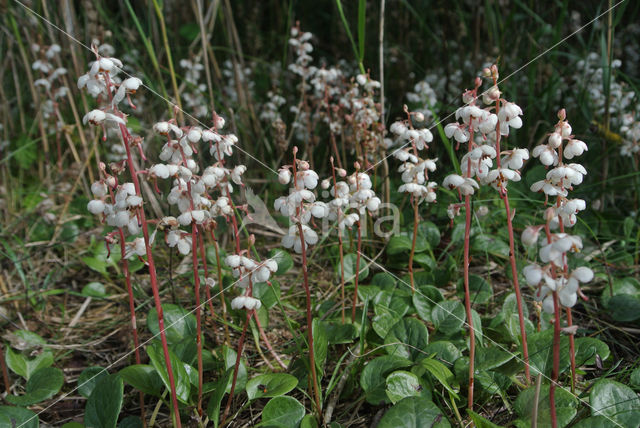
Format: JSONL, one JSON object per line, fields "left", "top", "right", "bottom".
{"left": 253, "top": 280, "right": 281, "bottom": 309}
{"left": 84, "top": 374, "right": 124, "bottom": 428}
{"left": 342, "top": 253, "right": 369, "bottom": 282}
{"left": 223, "top": 346, "right": 247, "bottom": 394}
{"left": 527, "top": 329, "right": 570, "bottom": 377}
{"left": 372, "top": 305, "right": 401, "bottom": 339}
{"left": 246, "top": 373, "right": 298, "bottom": 400}
{"left": 322, "top": 321, "right": 358, "bottom": 344}
{"left": 269, "top": 249, "right": 294, "bottom": 275}
{"left": 372, "top": 272, "right": 396, "bottom": 290}
{"left": 458, "top": 275, "right": 493, "bottom": 305}
{"left": 424, "top": 341, "right": 462, "bottom": 365}
{"left": 418, "top": 221, "right": 441, "bottom": 248}
{"left": 360, "top": 355, "right": 413, "bottom": 405}
{"left": 146, "top": 342, "right": 190, "bottom": 404}
{"left": 412, "top": 285, "right": 444, "bottom": 322}
{"left": 6, "top": 346, "right": 54, "bottom": 380}
{"left": 117, "top": 416, "right": 143, "bottom": 428}
{"left": 119, "top": 364, "right": 164, "bottom": 397}
{"left": 261, "top": 396, "right": 306, "bottom": 428}
{"left": 472, "top": 234, "right": 509, "bottom": 258}
{"left": 418, "top": 358, "right": 459, "bottom": 399}
{"left": 0, "top": 406, "right": 39, "bottom": 428}
{"left": 81, "top": 282, "right": 107, "bottom": 297}
{"left": 574, "top": 337, "right": 610, "bottom": 366}
{"left": 413, "top": 253, "right": 436, "bottom": 271}
{"left": 300, "top": 414, "right": 319, "bottom": 428}
{"left": 601, "top": 277, "right": 640, "bottom": 308}
{"left": 384, "top": 318, "right": 429, "bottom": 361}
{"left": 147, "top": 304, "right": 197, "bottom": 344}
{"left": 377, "top": 396, "right": 451, "bottom": 428}
{"left": 387, "top": 235, "right": 428, "bottom": 256}
{"left": 78, "top": 366, "right": 108, "bottom": 398}
{"left": 475, "top": 347, "right": 514, "bottom": 371}
{"left": 572, "top": 416, "right": 620, "bottom": 428}
{"left": 431, "top": 301, "right": 465, "bottom": 336}
{"left": 385, "top": 370, "right": 431, "bottom": 404}
{"left": 5, "top": 367, "right": 63, "bottom": 406}
{"left": 590, "top": 379, "right": 640, "bottom": 427}
{"left": 515, "top": 384, "right": 578, "bottom": 428}
{"left": 608, "top": 294, "right": 640, "bottom": 322}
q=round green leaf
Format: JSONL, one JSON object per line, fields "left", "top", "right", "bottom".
{"left": 81, "top": 282, "right": 107, "bottom": 297}
{"left": 630, "top": 367, "right": 640, "bottom": 391}
{"left": 387, "top": 235, "right": 428, "bottom": 256}
{"left": 431, "top": 301, "right": 466, "bottom": 336}
{"left": 608, "top": 294, "right": 640, "bottom": 322}
{"left": 269, "top": 249, "right": 293, "bottom": 275}
{"left": 590, "top": 379, "right": 640, "bottom": 427}
{"left": 253, "top": 280, "right": 281, "bottom": 309}
{"left": 372, "top": 272, "right": 396, "bottom": 290}
{"left": 119, "top": 364, "right": 164, "bottom": 397}
{"left": 342, "top": 253, "right": 369, "bottom": 283}
{"left": 418, "top": 221, "right": 441, "bottom": 248}
{"left": 261, "top": 396, "right": 305, "bottom": 428}
{"left": 457, "top": 275, "right": 493, "bottom": 305}
{"left": 78, "top": 366, "right": 108, "bottom": 398}
{"left": 377, "top": 396, "right": 451, "bottom": 428}
{"left": 385, "top": 370, "right": 430, "bottom": 404}
{"left": 147, "top": 304, "right": 197, "bottom": 344}
{"left": 84, "top": 374, "right": 124, "bottom": 428}
{"left": 424, "top": 341, "right": 462, "bottom": 365}
{"left": 515, "top": 384, "right": 578, "bottom": 428}
{"left": 384, "top": 318, "right": 429, "bottom": 361}
{"left": 0, "top": 406, "right": 39, "bottom": 428}
{"left": 574, "top": 337, "right": 610, "bottom": 366}
{"left": 246, "top": 373, "right": 298, "bottom": 400}
{"left": 5, "top": 367, "right": 63, "bottom": 406}
{"left": 361, "top": 355, "right": 413, "bottom": 405}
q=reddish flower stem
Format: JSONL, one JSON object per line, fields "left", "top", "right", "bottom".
{"left": 330, "top": 159, "right": 347, "bottom": 323}
{"left": 0, "top": 343, "right": 11, "bottom": 394}
{"left": 221, "top": 310, "right": 251, "bottom": 426}
{"left": 292, "top": 150, "right": 322, "bottom": 414}
{"left": 351, "top": 219, "right": 363, "bottom": 322}
{"left": 566, "top": 307, "right": 576, "bottom": 393}
{"left": 191, "top": 223, "right": 204, "bottom": 417}
{"left": 118, "top": 123, "right": 182, "bottom": 428}
{"left": 550, "top": 291, "right": 561, "bottom": 428}
{"left": 408, "top": 198, "right": 418, "bottom": 295}
{"left": 493, "top": 75, "right": 531, "bottom": 384}
{"left": 463, "top": 114, "right": 476, "bottom": 410}
{"left": 197, "top": 229, "right": 216, "bottom": 319}
{"left": 117, "top": 227, "right": 146, "bottom": 424}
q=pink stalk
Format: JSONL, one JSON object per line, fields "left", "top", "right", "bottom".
{"left": 191, "top": 222, "right": 204, "bottom": 417}
{"left": 550, "top": 291, "right": 561, "bottom": 428}
{"left": 197, "top": 228, "right": 217, "bottom": 319}
{"left": 408, "top": 197, "right": 418, "bottom": 295}
{"left": 118, "top": 123, "right": 182, "bottom": 428}
{"left": 462, "top": 87, "right": 479, "bottom": 411}
{"left": 293, "top": 149, "right": 322, "bottom": 414}
{"left": 351, "top": 219, "right": 363, "bottom": 322}
{"left": 221, "top": 310, "right": 251, "bottom": 426}
{"left": 0, "top": 343, "right": 10, "bottom": 394}
{"left": 117, "top": 227, "right": 146, "bottom": 424}
{"left": 330, "top": 158, "right": 347, "bottom": 323}
{"left": 492, "top": 68, "right": 531, "bottom": 384}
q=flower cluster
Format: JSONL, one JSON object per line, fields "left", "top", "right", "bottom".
{"left": 180, "top": 58, "right": 208, "bottom": 118}
{"left": 275, "top": 155, "right": 323, "bottom": 253}
{"left": 32, "top": 43, "right": 69, "bottom": 133}
{"left": 225, "top": 254, "right": 278, "bottom": 289}
{"left": 443, "top": 69, "right": 528, "bottom": 204}
{"left": 390, "top": 108, "right": 438, "bottom": 203}
{"left": 524, "top": 109, "right": 593, "bottom": 313}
